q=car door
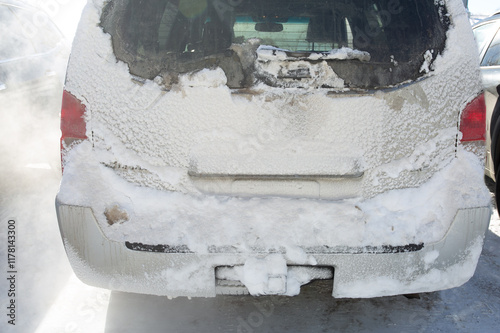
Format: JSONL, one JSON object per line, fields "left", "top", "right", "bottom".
{"left": 481, "top": 23, "right": 500, "bottom": 101}
{"left": 473, "top": 19, "right": 500, "bottom": 178}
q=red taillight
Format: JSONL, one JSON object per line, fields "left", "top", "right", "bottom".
{"left": 60, "top": 90, "right": 87, "bottom": 174}
{"left": 61, "top": 90, "right": 87, "bottom": 148}
{"left": 460, "top": 94, "right": 486, "bottom": 142}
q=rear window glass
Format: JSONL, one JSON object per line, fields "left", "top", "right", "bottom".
{"left": 101, "top": 0, "right": 449, "bottom": 89}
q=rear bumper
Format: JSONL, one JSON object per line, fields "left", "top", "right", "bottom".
{"left": 56, "top": 202, "right": 490, "bottom": 298}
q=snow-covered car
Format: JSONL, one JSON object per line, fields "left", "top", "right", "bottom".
{"left": 473, "top": 14, "right": 500, "bottom": 181}
{"left": 57, "top": 0, "right": 491, "bottom": 298}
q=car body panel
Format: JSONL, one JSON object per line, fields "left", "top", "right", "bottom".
{"left": 57, "top": 203, "right": 490, "bottom": 298}
{"left": 473, "top": 14, "right": 500, "bottom": 180}
{"left": 57, "top": 0, "right": 491, "bottom": 297}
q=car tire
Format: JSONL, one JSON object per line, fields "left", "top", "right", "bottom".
{"left": 496, "top": 162, "right": 500, "bottom": 210}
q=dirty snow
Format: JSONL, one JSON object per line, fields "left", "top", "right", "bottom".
{"left": 255, "top": 56, "right": 346, "bottom": 88}
{"left": 253, "top": 44, "right": 368, "bottom": 89}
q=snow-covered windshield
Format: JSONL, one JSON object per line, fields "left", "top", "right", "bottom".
{"left": 101, "top": 0, "right": 449, "bottom": 88}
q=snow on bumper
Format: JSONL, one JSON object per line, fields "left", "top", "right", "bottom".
{"left": 56, "top": 203, "right": 490, "bottom": 298}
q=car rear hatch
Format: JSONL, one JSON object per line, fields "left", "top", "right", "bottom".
{"left": 87, "top": 0, "right": 456, "bottom": 201}
{"left": 60, "top": 0, "right": 488, "bottom": 251}
{"left": 57, "top": 0, "right": 491, "bottom": 297}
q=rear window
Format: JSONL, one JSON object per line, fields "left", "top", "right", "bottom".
{"left": 101, "top": 0, "right": 449, "bottom": 89}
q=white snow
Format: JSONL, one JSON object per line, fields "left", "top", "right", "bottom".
{"left": 215, "top": 255, "right": 324, "bottom": 296}
{"left": 419, "top": 50, "right": 435, "bottom": 74}
{"left": 310, "top": 47, "right": 371, "bottom": 62}
{"left": 255, "top": 46, "right": 289, "bottom": 61}
{"left": 239, "top": 255, "right": 288, "bottom": 296}
{"left": 58, "top": 142, "right": 490, "bottom": 253}
{"left": 424, "top": 250, "right": 440, "bottom": 268}
{"left": 255, "top": 45, "right": 371, "bottom": 62}
{"left": 340, "top": 236, "right": 485, "bottom": 298}
{"left": 57, "top": 0, "right": 490, "bottom": 254}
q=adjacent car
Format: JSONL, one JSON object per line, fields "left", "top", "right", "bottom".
{"left": 57, "top": 0, "right": 491, "bottom": 298}
{"left": 0, "top": 0, "right": 67, "bottom": 107}
{"left": 0, "top": 1, "right": 68, "bottom": 182}
{"left": 473, "top": 13, "right": 500, "bottom": 180}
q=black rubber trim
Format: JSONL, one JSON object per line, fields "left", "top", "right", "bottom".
{"left": 310, "top": 243, "right": 425, "bottom": 254}
{"left": 187, "top": 172, "right": 364, "bottom": 179}
{"left": 125, "top": 242, "right": 193, "bottom": 253}
{"left": 125, "top": 242, "right": 424, "bottom": 254}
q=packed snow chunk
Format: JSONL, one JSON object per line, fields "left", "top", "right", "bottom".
{"left": 308, "top": 47, "right": 371, "bottom": 62}
{"left": 256, "top": 45, "right": 370, "bottom": 62}
{"left": 284, "top": 245, "right": 317, "bottom": 266}
{"left": 255, "top": 45, "right": 290, "bottom": 61}
{"left": 227, "top": 255, "right": 328, "bottom": 296}
{"left": 240, "top": 255, "right": 288, "bottom": 296}
{"left": 419, "top": 50, "right": 434, "bottom": 74}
